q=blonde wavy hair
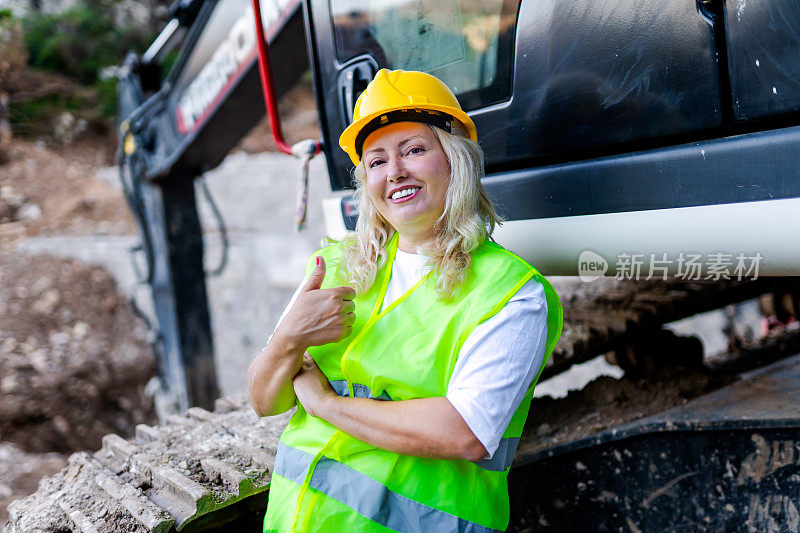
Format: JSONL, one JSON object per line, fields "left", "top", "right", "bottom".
{"left": 337, "top": 121, "right": 503, "bottom": 299}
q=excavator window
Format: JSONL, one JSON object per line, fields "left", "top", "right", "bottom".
{"left": 329, "top": 0, "right": 520, "bottom": 110}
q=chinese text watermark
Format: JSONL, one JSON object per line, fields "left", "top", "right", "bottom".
{"left": 578, "top": 251, "right": 762, "bottom": 282}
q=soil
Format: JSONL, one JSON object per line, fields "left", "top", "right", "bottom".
{"left": 0, "top": 133, "right": 137, "bottom": 244}
{"left": 518, "top": 366, "right": 738, "bottom": 458}
{"left": 0, "top": 443, "right": 67, "bottom": 527}
{"left": 0, "top": 252, "right": 157, "bottom": 453}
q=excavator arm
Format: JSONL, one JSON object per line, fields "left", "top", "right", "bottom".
{"left": 116, "top": 0, "right": 308, "bottom": 412}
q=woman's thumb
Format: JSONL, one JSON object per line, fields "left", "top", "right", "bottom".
{"left": 303, "top": 256, "right": 325, "bottom": 292}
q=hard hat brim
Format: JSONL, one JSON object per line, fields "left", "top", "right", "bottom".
{"left": 339, "top": 103, "right": 478, "bottom": 166}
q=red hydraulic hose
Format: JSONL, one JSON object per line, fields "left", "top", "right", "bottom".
{"left": 251, "top": 0, "right": 321, "bottom": 155}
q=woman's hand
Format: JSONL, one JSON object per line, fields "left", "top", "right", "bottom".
{"left": 273, "top": 257, "right": 356, "bottom": 351}
{"left": 247, "top": 257, "right": 353, "bottom": 418}
{"left": 293, "top": 354, "right": 336, "bottom": 417}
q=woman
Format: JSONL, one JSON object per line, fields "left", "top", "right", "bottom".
{"left": 248, "top": 69, "right": 563, "bottom": 532}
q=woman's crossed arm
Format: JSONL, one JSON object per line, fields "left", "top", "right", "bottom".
{"left": 293, "top": 354, "right": 489, "bottom": 462}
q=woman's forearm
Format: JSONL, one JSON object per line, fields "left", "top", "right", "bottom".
{"left": 247, "top": 335, "right": 305, "bottom": 416}
{"left": 317, "top": 395, "right": 488, "bottom": 462}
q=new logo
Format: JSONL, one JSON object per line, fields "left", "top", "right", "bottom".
{"left": 578, "top": 250, "right": 608, "bottom": 282}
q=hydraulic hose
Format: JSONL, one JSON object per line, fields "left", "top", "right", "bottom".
{"left": 250, "top": 0, "right": 321, "bottom": 156}
{"left": 250, "top": 0, "right": 322, "bottom": 231}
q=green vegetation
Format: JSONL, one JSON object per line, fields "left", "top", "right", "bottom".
{"left": 8, "top": 92, "right": 94, "bottom": 138}
{"left": 22, "top": 1, "right": 155, "bottom": 87}
{"left": 3, "top": 0, "right": 161, "bottom": 136}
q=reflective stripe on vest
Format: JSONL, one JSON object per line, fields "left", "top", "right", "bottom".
{"left": 328, "top": 380, "right": 392, "bottom": 401}
{"left": 275, "top": 441, "right": 503, "bottom": 533}
{"left": 474, "top": 437, "right": 521, "bottom": 472}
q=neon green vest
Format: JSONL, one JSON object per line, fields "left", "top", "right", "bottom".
{"left": 264, "top": 233, "right": 563, "bottom": 532}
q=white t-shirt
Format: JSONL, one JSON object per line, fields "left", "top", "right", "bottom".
{"left": 272, "top": 249, "right": 548, "bottom": 460}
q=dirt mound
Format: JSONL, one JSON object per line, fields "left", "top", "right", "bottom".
{"left": 0, "top": 251, "right": 157, "bottom": 454}
{"left": 0, "top": 136, "right": 137, "bottom": 245}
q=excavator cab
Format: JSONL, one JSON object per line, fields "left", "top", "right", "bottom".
{"left": 310, "top": 0, "right": 800, "bottom": 276}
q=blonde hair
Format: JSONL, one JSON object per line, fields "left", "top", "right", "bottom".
{"left": 338, "top": 122, "right": 502, "bottom": 299}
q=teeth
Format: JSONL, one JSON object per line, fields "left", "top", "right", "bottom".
{"left": 391, "top": 187, "right": 420, "bottom": 200}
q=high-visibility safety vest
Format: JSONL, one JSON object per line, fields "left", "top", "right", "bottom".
{"left": 263, "top": 232, "right": 563, "bottom": 532}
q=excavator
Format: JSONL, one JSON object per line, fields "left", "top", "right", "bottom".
{"left": 6, "top": 0, "right": 800, "bottom": 530}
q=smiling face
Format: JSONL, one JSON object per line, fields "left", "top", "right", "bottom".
{"left": 361, "top": 121, "right": 451, "bottom": 251}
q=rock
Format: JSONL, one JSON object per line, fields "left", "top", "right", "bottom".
{"left": 73, "top": 321, "right": 90, "bottom": 339}
{"left": 52, "top": 416, "right": 70, "bottom": 435}
{"left": 31, "top": 276, "right": 52, "bottom": 296}
{"left": 53, "top": 112, "right": 88, "bottom": 145}
{"left": 28, "top": 349, "right": 49, "bottom": 373}
{"left": 17, "top": 202, "right": 42, "bottom": 220}
{"left": 32, "top": 288, "right": 61, "bottom": 314}
{"left": 1, "top": 336, "right": 18, "bottom": 353}
{"left": 0, "top": 186, "right": 24, "bottom": 207}
{"left": 49, "top": 330, "right": 70, "bottom": 346}
{"left": 1, "top": 374, "right": 17, "bottom": 393}
{"left": 19, "top": 336, "right": 37, "bottom": 353}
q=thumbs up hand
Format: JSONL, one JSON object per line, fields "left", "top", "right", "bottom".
{"left": 301, "top": 254, "right": 328, "bottom": 292}
{"left": 273, "top": 256, "right": 357, "bottom": 352}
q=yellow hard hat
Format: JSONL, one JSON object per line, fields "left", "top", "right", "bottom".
{"left": 338, "top": 68, "right": 478, "bottom": 165}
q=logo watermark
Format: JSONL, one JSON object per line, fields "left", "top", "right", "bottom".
{"left": 578, "top": 250, "right": 609, "bottom": 282}
{"left": 577, "top": 251, "right": 763, "bottom": 281}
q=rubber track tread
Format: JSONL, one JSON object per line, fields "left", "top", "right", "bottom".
{"left": 546, "top": 277, "right": 800, "bottom": 378}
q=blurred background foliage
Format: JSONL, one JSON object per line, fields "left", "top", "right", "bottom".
{"left": 0, "top": 0, "right": 170, "bottom": 139}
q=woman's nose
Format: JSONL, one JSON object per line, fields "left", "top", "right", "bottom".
{"left": 385, "top": 156, "right": 406, "bottom": 182}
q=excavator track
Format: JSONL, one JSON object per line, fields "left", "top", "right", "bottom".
{"left": 6, "top": 399, "right": 291, "bottom": 532}
{"left": 546, "top": 276, "right": 800, "bottom": 378}
{"left": 6, "top": 277, "right": 800, "bottom": 532}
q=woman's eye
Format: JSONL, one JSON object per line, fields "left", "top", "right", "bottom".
{"left": 369, "top": 159, "right": 384, "bottom": 168}
{"left": 407, "top": 146, "right": 424, "bottom": 155}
